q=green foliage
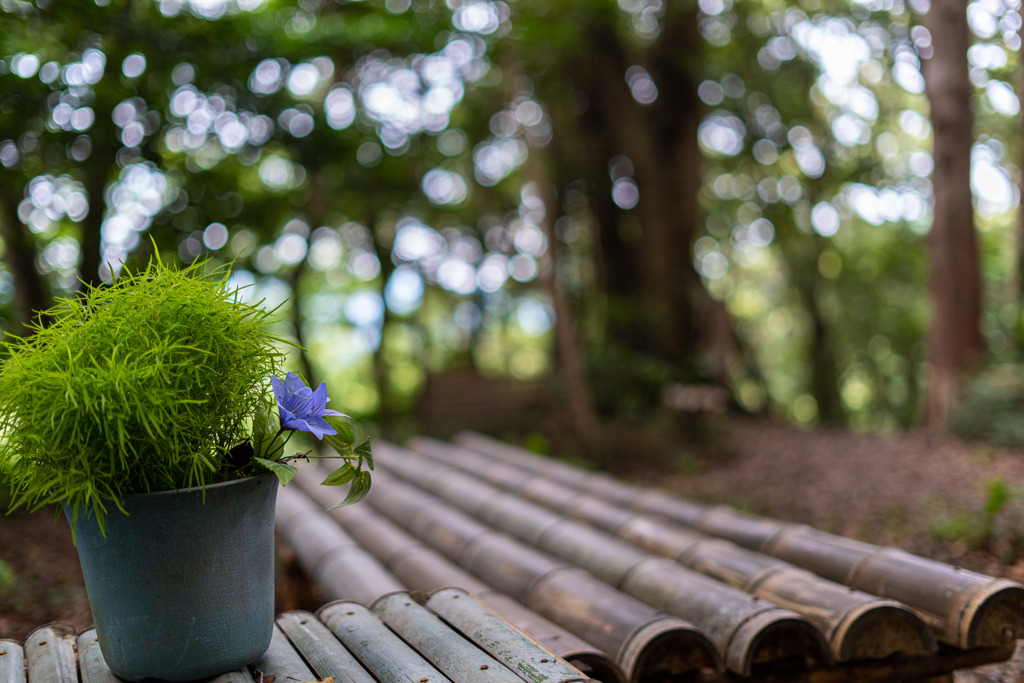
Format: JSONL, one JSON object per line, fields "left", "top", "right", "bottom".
{"left": 0, "top": 255, "right": 284, "bottom": 532}
{"left": 947, "top": 366, "right": 1024, "bottom": 446}
{"left": 930, "top": 478, "right": 1017, "bottom": 555}
{"left": 0, "top": 558, "right": 15, "bottom": 594}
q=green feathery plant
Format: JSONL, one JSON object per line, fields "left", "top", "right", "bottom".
{"left": 0, "top": 253, "right": 371, "bottom": 535}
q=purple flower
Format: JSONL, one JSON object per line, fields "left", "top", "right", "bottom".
{"left": 271, "top": 372, "right": 347, "bottom": 439}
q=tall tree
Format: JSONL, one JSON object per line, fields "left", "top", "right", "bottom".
{"left": 923, "top": 0, "right": 984, "bottom": 426}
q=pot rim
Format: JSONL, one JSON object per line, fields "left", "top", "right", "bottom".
{"left": 119, "top": 472, "right": 276, "bottom": 501}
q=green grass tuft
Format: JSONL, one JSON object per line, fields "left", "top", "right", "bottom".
{"left": 0, "top": 254, "right": 285, "bottom": 532}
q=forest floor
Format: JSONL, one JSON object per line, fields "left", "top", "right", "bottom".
{"left": 3, "top": 417, "right": 1024, "bottom": 680}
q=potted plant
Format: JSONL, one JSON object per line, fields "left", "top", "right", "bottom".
{"left": 0, "top": 254, "right": 371, "bottom": 681}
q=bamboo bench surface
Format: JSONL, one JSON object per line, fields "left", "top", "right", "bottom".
{"left": 274, "top": 432, "right": 1024, "bottom": 683}
{"left": 2, "top": 588, "right": 593, "bottom": 683}
{"left": 11, "top": 432, "right": 1023, "bottom": 683}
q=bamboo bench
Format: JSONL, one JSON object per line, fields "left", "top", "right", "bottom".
{"left": 1, "top": 590, "right": 594, "bottom": 682}
{"left": 274, "top": 432, "right": 1024, "bottom": 683}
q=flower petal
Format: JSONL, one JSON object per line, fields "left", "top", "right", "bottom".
{"left": 322, "top": 408, "right": 348, "bottom": 418}
{"left": 303, "top": 416, "right": 337, "bottom": 439}
{"left": 311, "top": 383, "right": 330, "bottom": 413}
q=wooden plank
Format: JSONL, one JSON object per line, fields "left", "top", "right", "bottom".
{"left": 319, "top": 600, "right": 450, "bottom": 683}
{"left": 276, "top": 610, "right": 375, "bottom": 683}
{"left": 374, "top": 592, "right": 523, "bottom": 683}
{"left": 427, "top": 587, "right": 593, "bottom": 683}
{"left": 24, "top": 623, "right": 76, "bottom": 683}
{"left": 0, "top": 640, "right": 25, "bottom": 683}
{"left": 249, "top": 624, "right": 317, "bottom": 683}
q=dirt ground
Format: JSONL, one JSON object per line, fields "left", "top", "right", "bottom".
{"left": 3, "top": 418, "right": 1024, "bottom": 680}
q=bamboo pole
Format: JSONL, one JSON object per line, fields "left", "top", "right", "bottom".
{"left": 373, "top": 592, "right": 525, "bottom": 683}
{"left": 318, "top": 601, "right": 448, "bottom": 682}
{"left": 0, "top": 640, "right": 24, "bottom": 683}
{"left": 275, "top": 484, "right": 405, "bottom": 605}
{"left": 400, "top": 438, "right": 936, "bottom": 663}
{"left": 377, "top": 443, "right": 832, "bottom": 675}
{"left": 292, "top": 467, "right": 624, "bottom": 683}
{"left": 426, "top": 587, "right": 595, "bottom": 683}
{"left": 249, "top": 625, "right": 317, "bottom": 682}
{"left": 276, "top": 611, "right": 375, "bottom": 683}
{"left": 24, "top": 623, "right": 76, "bottom": 683}
{"left": 443, "top": 431, "right": 1024, "bottom": 652}
{"left": 361, "top": 471, "right": 721, "bottom": 682}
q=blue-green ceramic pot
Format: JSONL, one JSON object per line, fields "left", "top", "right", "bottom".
{"left": 66, "top": 474, "right": 278, "bottom": 681}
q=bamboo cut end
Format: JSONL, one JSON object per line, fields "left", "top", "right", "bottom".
{"left": 959, "top": 580, "right": 1024, "bottom": 649}
{"left": 619, "top": 619, "right": 722, "bottom": 682}
{"left": 832, "top": 602, "right": 936, "bottom": 662}
{"left": 726, "top": 612, "right": 831, "bottom": 676}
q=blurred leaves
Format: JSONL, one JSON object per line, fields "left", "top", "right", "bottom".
{"left": 0, "top": 0, "right": 1022, "bottom": 438}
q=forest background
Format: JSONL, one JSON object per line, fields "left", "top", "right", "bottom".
{"left": 0, "top": 0, "right": 1021, "bottom": 455}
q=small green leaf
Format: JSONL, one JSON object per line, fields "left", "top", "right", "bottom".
{"left": 321, "top": 464, "right": 356, "bottom": 486}
{"left": 328, "top": 470, "right": 371, "bottom": 509}
{"left": 324, "top": 416, "right": 355, "bottom": 444}
{"left": 355, "top": 437, "right": 373, "bottom": 470}
{"left": 254, "top": 457, "right": 297, "bottom": 486}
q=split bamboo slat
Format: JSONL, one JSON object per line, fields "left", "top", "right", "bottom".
{"left": 275, "top": 611, "right": 376, "bottom": 683}
{"left": 0, "top": 641, "right": 24, "bottom": 683}
{"left": 290, "top": 466, "right": 625, "bottom": 683}
{"left": 396, "top": 439, "right": 932, "bottom": 665}
{"left": 249, "top": 625, "right": 317, "bottom": 682}
{"left": 448, "top": 431, "right": 1024, "bottom": 655}
{"left": 24, "top": 623, "right": 76, "bottom": 683}
{"left": 317, "top": 600, "right": 456, "bottom": 682}
{"left": 358, "top": 470, "right": 722, "bottom": 682}
{"left": 373, "top": 592, "right": 528, "bottom": 683}
{"left": 77, "top": 629, "right": 120, "bottom": 683}
{"left": 425, "top": 587, "right": 593, "bottom": 683}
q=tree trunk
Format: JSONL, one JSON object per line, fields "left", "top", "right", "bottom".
{"left": 923, "top": 0, "right": 984, "bottom": 427}
{"left": 527, "top": 151, "right": 602, "bottom": 444}
{"left": 0, "top": 196, "right": 50, "bottom": 332}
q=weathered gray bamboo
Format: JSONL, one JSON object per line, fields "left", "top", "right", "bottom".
{"left": 426, "top": 587, "right": 594, "bottom": 683}
{"left": 361, "top": 471, "right": 721, "bottom": 682}
{"left": 373, "top": 592, "right": 528, "bottom": 683}
{"left": 386, "top": 442, "right": 835, "bottom": 672}
{"left": 77, "top": 629, "right": 119, "bottom": 683}
{"left": 393, "top": 440, "right": 931, "bottom": 665}
{"left": 249, "top": 624, "right": 317, "bottom": 682}
{"left": 291, "top": 466, "right": 625, "bottom": 683}
{"left": 275, "top": 484, "right": 405, "bottom": 604}
{"left": 445, "top": 431, "right": 1024, "bottom": 653}
{"left": 0, "top": 641, "right": 25, "bottom": 683}
{"left": 759, "top": 525, "right": 1024, "bottom": 650}
{"left": 318, "top": 600, "right": 452, "bottom": 682}
{"left": 276, "top": 610, "right": 376, "bottom": 683}
{"left": 24, "top": 623, "right": 76, "bottom": 683}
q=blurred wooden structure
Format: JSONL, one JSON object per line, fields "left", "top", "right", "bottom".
{"left": 416, "top": 370, "right": 547, "bottom": 436}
